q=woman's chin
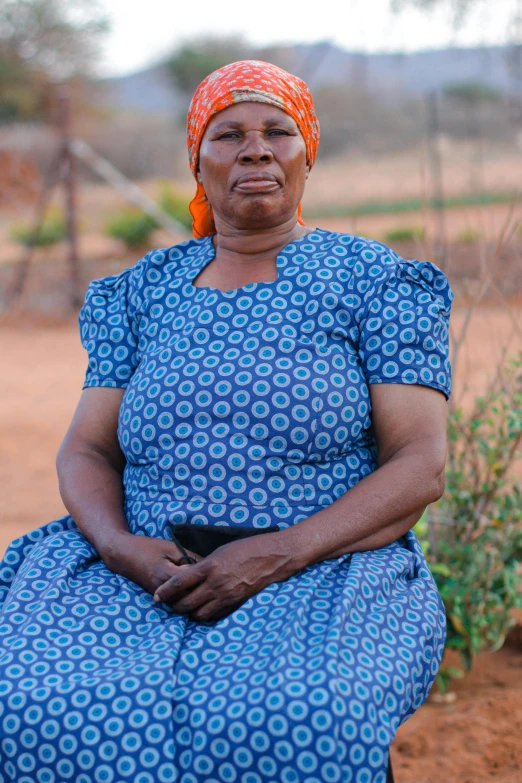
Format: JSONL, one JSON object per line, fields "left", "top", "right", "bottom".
{"left": 231, "top": 197, "right": 294, "bottom": 229}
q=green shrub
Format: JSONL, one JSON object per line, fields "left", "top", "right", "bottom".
{"left": 384, "top": 225, "right": 425, "bottom": 242}
{"left": 106, "top": 210, "right": 157, "bottom": 249}
{"left": 157, "top": 180, "right": 192, "bottom": 231}
{"left": 416, "top": 354, "right": 522, "bottom": 690}
{"left": 11, "top": 211, "right": 67, "bottom": 247}
{"left": 458, "top": 227, "right": 482, "bottom": 244}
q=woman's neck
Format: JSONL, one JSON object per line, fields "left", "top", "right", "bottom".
{"left": 190, "top": 217, "right": 312, "bottom": 291}
{"left": 212, "top": 218, "right": 310, "bottom": 268}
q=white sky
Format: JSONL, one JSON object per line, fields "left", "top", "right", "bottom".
{"left": 99, "top": 0, "right": 520, "bottom": 77}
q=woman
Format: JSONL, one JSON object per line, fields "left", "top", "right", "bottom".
{"left": 0, "top": 61, "right": 452, "bottom": 783}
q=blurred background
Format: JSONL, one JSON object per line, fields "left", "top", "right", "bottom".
{"left": 2, "top": 1, "right": 522, "bottom": 780}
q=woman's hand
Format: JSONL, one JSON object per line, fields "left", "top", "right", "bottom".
{"left": 57, "top": 388, "right": 204, "bottom": 598}
{"left": 153, "top": 533, "right": 295, "bottom": 622}
{"left": 103, "top": 532, "right": 203, "bottom": 596}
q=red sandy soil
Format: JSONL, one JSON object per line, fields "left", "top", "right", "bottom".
{"left": 393, "top": 637, "right": 522, "bottom": 783}
{"left": 1, "top": 306, "right": 522, "bottom": 782}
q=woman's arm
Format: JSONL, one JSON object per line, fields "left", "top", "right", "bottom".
{"left": 57, "top": 387, "right": 128, "bottom": 558}
{"left": 153, "top": 383, "right": 447, "bottom": 620}
{"left": 57, "top": 388, "right": 201, "bottom": 593}
{"left": 283, "top": 382, "right": 447, "bottom": 564}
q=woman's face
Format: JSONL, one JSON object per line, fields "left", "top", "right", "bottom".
{"left": 197, "top": 102, "right": 308, "bottom": 231}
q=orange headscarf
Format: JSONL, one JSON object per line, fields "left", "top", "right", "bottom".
{"left": 186, "top": 60, "right": 320, "bottom": 238}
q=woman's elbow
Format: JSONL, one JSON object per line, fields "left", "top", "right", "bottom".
{"left": 427, "top": 468, "right": 446, "bottom": 504}
{"left": 56, "top": 437, "right": 69, "bottom": 477}
{"left": 56, "top": 435, "right": 78, "bottom": 486}
{"left": 56, "top": 431, "right": 92, "bottom": 480}
{"left": 57, "top": 431, "right": 125, "bottom": 480}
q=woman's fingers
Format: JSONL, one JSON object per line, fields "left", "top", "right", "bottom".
{"left": 191, "top": 599, "right": 241, "bottom": 623}
{"left": 153, "top": 562, "right": 206, "bottom": 604}
{"left": 186, "top": 548, "right": 204, "bottom": 563}
{"left": 170, "top": 584, "right": 211, "bottom": 614}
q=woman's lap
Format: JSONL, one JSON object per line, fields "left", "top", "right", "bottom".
{"left": 0, "top": 519, "right": 445, "bottom": 782}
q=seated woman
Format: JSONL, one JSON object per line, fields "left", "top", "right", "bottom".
{"left": 0, "top": 61, "right": 452, "bottom": 783}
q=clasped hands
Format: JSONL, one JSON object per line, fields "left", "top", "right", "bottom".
{"left": 107, "top": 531, "right": 296, "bottom": 623}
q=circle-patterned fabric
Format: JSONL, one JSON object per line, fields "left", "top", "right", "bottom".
{"left": 0, "top": 230, "right": 452, "bottom": 782}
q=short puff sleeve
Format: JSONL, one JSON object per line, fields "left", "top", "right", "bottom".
{"left": 79, "top": 267, "right": 142, "bottom": 389}
{"left": 356, "top": 255, "right": 453, "bottom": 400}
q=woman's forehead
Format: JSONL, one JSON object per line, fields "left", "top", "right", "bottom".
{"left": 205, "top": 102, "right": 298, "bottom": 132}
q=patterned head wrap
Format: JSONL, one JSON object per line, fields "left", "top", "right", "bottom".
{"left": 186, "top": 60, "right": 320, "bottom": 238}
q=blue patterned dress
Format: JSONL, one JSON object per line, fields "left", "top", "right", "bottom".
{"left": 0, "top": 230, "right": 452, "bottom": 783}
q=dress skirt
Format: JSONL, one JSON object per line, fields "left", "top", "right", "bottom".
{"left": 0, "top": 517, "right": 445, "bottom": 783}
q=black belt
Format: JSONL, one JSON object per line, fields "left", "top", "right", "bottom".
{"left": 170, "top": 523, "right": 281, "bottom": 563}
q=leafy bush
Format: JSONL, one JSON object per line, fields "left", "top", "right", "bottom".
{"left": 157, "top": 180, "right": 193, "bottom": 231}
{"left": 384, "top": 225, "right": 425, "bottom": 242}
{"left": 11, "top": 211, "right": 67, "bottom": 247}
{"left": 106, "top": 210, "right": 157, "bottom": 249}
{"left": 416, "top": 354, "right": 522, "bottom": 690}
{"left": 458, "top": 227, "right": 482, "bottom": 244}
{"left": 105, "top": 183, "right": 192, "bottom": 250}
{"left": 443, "top": 81, "right": 503, "bottom": 105}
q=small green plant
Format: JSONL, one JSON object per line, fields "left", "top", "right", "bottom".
{"left": 418, "top": 354, "right": 522, "bottom": 691}
{"left": 312, "top": 190, "right": 519, "bottom": 220}
{"left": 157, "top": 180, "right": 192, "bottom": 231}
{"left": 458, "top": 227, "right": 482, "bottom": 244}
{"left": 384, "top": 225, "right": 425, "bottom": 242}
{"left": 11, "top": 210, "right": 67, "bottom": 247}
{"left": 106, "top": 210, "right": 157, "bottom": 249}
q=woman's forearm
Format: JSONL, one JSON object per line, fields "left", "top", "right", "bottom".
{"left": 277, "top": 444, "right": 444, "bottom": 571}
{"left": 56, "top": 445, "right": 130, "bottom": 563}
{"left": 325, "top": 509, "right": 423, "bottom": 556}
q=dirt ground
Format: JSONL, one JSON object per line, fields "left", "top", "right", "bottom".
{"left": 1, "top": 301, "right": 522, "bottom": 782}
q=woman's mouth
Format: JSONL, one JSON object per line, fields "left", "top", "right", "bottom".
{"left": 234, "top": 174, "right": 280, "bottom": 193}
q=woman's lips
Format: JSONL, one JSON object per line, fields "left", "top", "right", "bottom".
{"left": 234, "top": 173, "right": 280, "bottom": 193}
{"left": 234, "top": 179, "right": 280, "bottom": 193}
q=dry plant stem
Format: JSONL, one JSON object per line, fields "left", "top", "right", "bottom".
{"left": 450, "top": 200, "right": 522, "bottom": 412}
{"left": 441, "top": 195, "right": 522, "bottom": 545}
{"left": 450, "top": 275, "right": 490, "bottom": 411}
{"left": 485, "top": 281, "right": 522, "bottom": 342}
{"left": 462, "top": 289, "right": 522, "bottom": 421}
{"left": 418, "top": 151, "right": 432, "bottom": 261}
{"left": 452, "top": 347, "right": 522, "bottom": 544}
{"left": 493, "top": 191, "right": 521, "bottom": 255}
{"left": 463, "top": 420, "right": 482, "bottom": 504}
{"left": 2, "top": 150, "right": 64, "bottom": 320}
{"left": 474, "top": 428, "right": 522, "bottom": 524}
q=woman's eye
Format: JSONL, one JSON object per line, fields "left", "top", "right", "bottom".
{"left": 219, "top": 132, "right": 241, "bottom": 140}
{"left": 267, "top": 129, "right": 288, "bottom": 136}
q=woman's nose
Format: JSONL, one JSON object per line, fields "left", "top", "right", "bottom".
{"left": 238, "top": 132, "right": 274, "bottom": 165}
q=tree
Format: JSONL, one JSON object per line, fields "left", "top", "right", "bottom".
{"left": 443, "top": 81, "right": 503, "bottom": 105}
{"left": 0, "top": 0, "right": 109, "bottom": 120}
{"left": 166, "top": 37, "right": 250, "bottom": 95}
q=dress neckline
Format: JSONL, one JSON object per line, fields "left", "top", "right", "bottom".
{"left": 188, "top": 228, "right": 325, "bottom": 295}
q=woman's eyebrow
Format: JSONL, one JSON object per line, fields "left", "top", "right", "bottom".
{"left": 263, "top": 116, "right": 295, "bottom": 127}
{"left": 210, "top": 120, "right": 243, "bottom": 133}
{"left": 210, "top": 117, "right": 296, "bottom": 133}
